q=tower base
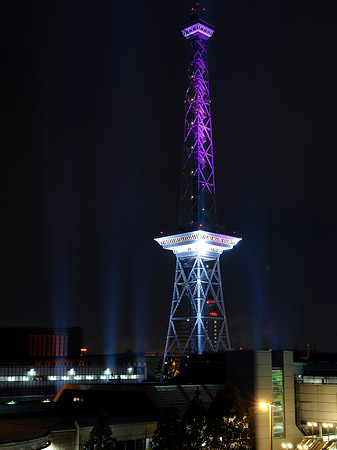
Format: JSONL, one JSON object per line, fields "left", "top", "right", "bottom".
{"left": 155, "top": 230, "right": 241, "bottom": 380}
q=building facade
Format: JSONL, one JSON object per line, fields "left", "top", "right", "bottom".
{"left": 0, "top": 328, "right": 83, "bottom": 359}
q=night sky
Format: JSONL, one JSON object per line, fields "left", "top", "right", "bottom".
{"left": 2, "top": 1, "right": 337, "bottom": 355}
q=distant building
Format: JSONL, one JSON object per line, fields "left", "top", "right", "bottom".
{"left": 0, "top": 327, "right": 83, "bottom": 359}
{"left": 0, "top": 350, "right": 159, "bottom": 399}
{"left": 295, "top": 360, "right": 337, "bottom": 437}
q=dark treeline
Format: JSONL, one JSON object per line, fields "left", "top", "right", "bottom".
{"left": 151, "top": 382, "right": 254, "bottom": 450}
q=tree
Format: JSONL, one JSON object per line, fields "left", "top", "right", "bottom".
{"left": 151, "top": 407, "right": 184, "bottom": 450}
{"left": 84, "top": 410, "right": 118, "bottom": 450}
{"left": 151, "top": 384, "right": 253, "bottom": 450}
{"left": 204, "top": 382, "right": 253, "bottom": 450}
{"left": 182, "top": 389, "right": 206, "bottom": 450}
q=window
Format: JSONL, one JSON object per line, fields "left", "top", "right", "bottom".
{"left": 272, "top": 369, "right": 285, "bottom": 438}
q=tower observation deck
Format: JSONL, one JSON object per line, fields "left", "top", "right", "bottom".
{"left": 155, "top": 4, "right": 241, "bottom": 379}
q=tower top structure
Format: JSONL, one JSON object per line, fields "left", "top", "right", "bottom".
{"left": 181, "top": 2, "right": 214, "bottom": 41}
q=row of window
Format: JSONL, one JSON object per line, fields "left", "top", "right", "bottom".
{"left": 29, "top": 334, "right": 69, "bottom": 357}
{"left": 272, "top": 369, "right": 285, "bottom": 438}
{"left": 0, "top": 373, "right": 143, "bottom": 383}
{"left": 302, "top": 376, "right": 337, "bottom": 384}
{"left": 0, "top": 366, "right": 146, "bottom": 375}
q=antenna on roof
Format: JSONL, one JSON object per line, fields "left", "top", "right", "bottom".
{"left": 190, "top": 1, "right": 207, "bottom": 20}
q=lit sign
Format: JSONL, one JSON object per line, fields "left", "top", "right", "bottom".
{"left": 209, "top": 312, "right": 218, "bottom": 316}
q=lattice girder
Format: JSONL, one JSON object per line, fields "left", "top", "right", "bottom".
{"left": 161, "top": 252, "right": 231, "bottom": 377}
{"left": 180, "top": 35, "right": 217, "bottom": 229}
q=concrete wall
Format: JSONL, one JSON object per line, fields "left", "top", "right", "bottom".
{"left": 298, "top": 383, "right": 337, "bottom": 424}
{"left": 0, "top": 435, "right": 51, "bottom": 450}
{"left": 50, "top": 430, "right": 77, "bottom": 450}
{"left": 254, "top": 350, "right": 273, "bottom": 450}
{"left": 283, "top": 351, "right": 303, "bottom": 445}
{"left": 254, "top": 351, "right": 303, "bottom": 450}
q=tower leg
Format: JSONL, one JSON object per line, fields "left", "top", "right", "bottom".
{"left": 161, "top": 252, "right": 231, "bottom": 380}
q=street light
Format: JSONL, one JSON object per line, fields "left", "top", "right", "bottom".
{"left": 322, "top": 423, "right": 333, "bottom": 441}
{"left": 307, "top": 421, "right": 318, "bottom": 438}
{"left": 260, "top": 402, "right": 274, "bottom": 450}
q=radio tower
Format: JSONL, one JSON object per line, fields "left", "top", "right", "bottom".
{"left": 155, "top": 3, "right": 241, "bottom": 379}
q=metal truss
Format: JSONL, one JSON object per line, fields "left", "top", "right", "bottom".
{"left": 161, "top": 253, "right": 231, "bottom": 379}
{"left": 159, "top": 15, "right": 238, "bottom": 381}
{"left": 180, "top": 35, "right": 217, "bottom": 229}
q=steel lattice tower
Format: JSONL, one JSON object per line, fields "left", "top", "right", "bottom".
{"left": 155, "top": 5, "right": 241, "bottom": 379}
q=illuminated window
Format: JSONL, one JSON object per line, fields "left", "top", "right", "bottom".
{"left": 43, "top": 335, "right": 46, "bottom": 356}
{"left": 29, "top": 334, "right": 33, "bottom": 356}
{"left": 60, "top": 335, "right": 64, "bottom": 357}
{"left": 56, "top": 336, "right": 60, "bottom": 357}
{"left": 34, "top": 334, "right": 38, "bottom": 356}
{"left": 272, "top": 369, "right": 285, "bottom": 438}
{"left": 38, "top": 335, "right": 42, "bottom": 356}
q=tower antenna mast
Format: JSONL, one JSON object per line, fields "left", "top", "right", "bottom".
{"left": 155, "top": 5, "right": 241, "bottom": 379}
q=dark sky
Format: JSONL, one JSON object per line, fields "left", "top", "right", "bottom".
{"left": 2, "top": 1, "right": 337, "bottom": 355}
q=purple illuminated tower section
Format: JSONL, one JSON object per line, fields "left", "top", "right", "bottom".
{"left": 180, "top": 15, "right": 216, "bottom": 229}
{"left": 155, "top": 5, "right": 241, "bottom": 379}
